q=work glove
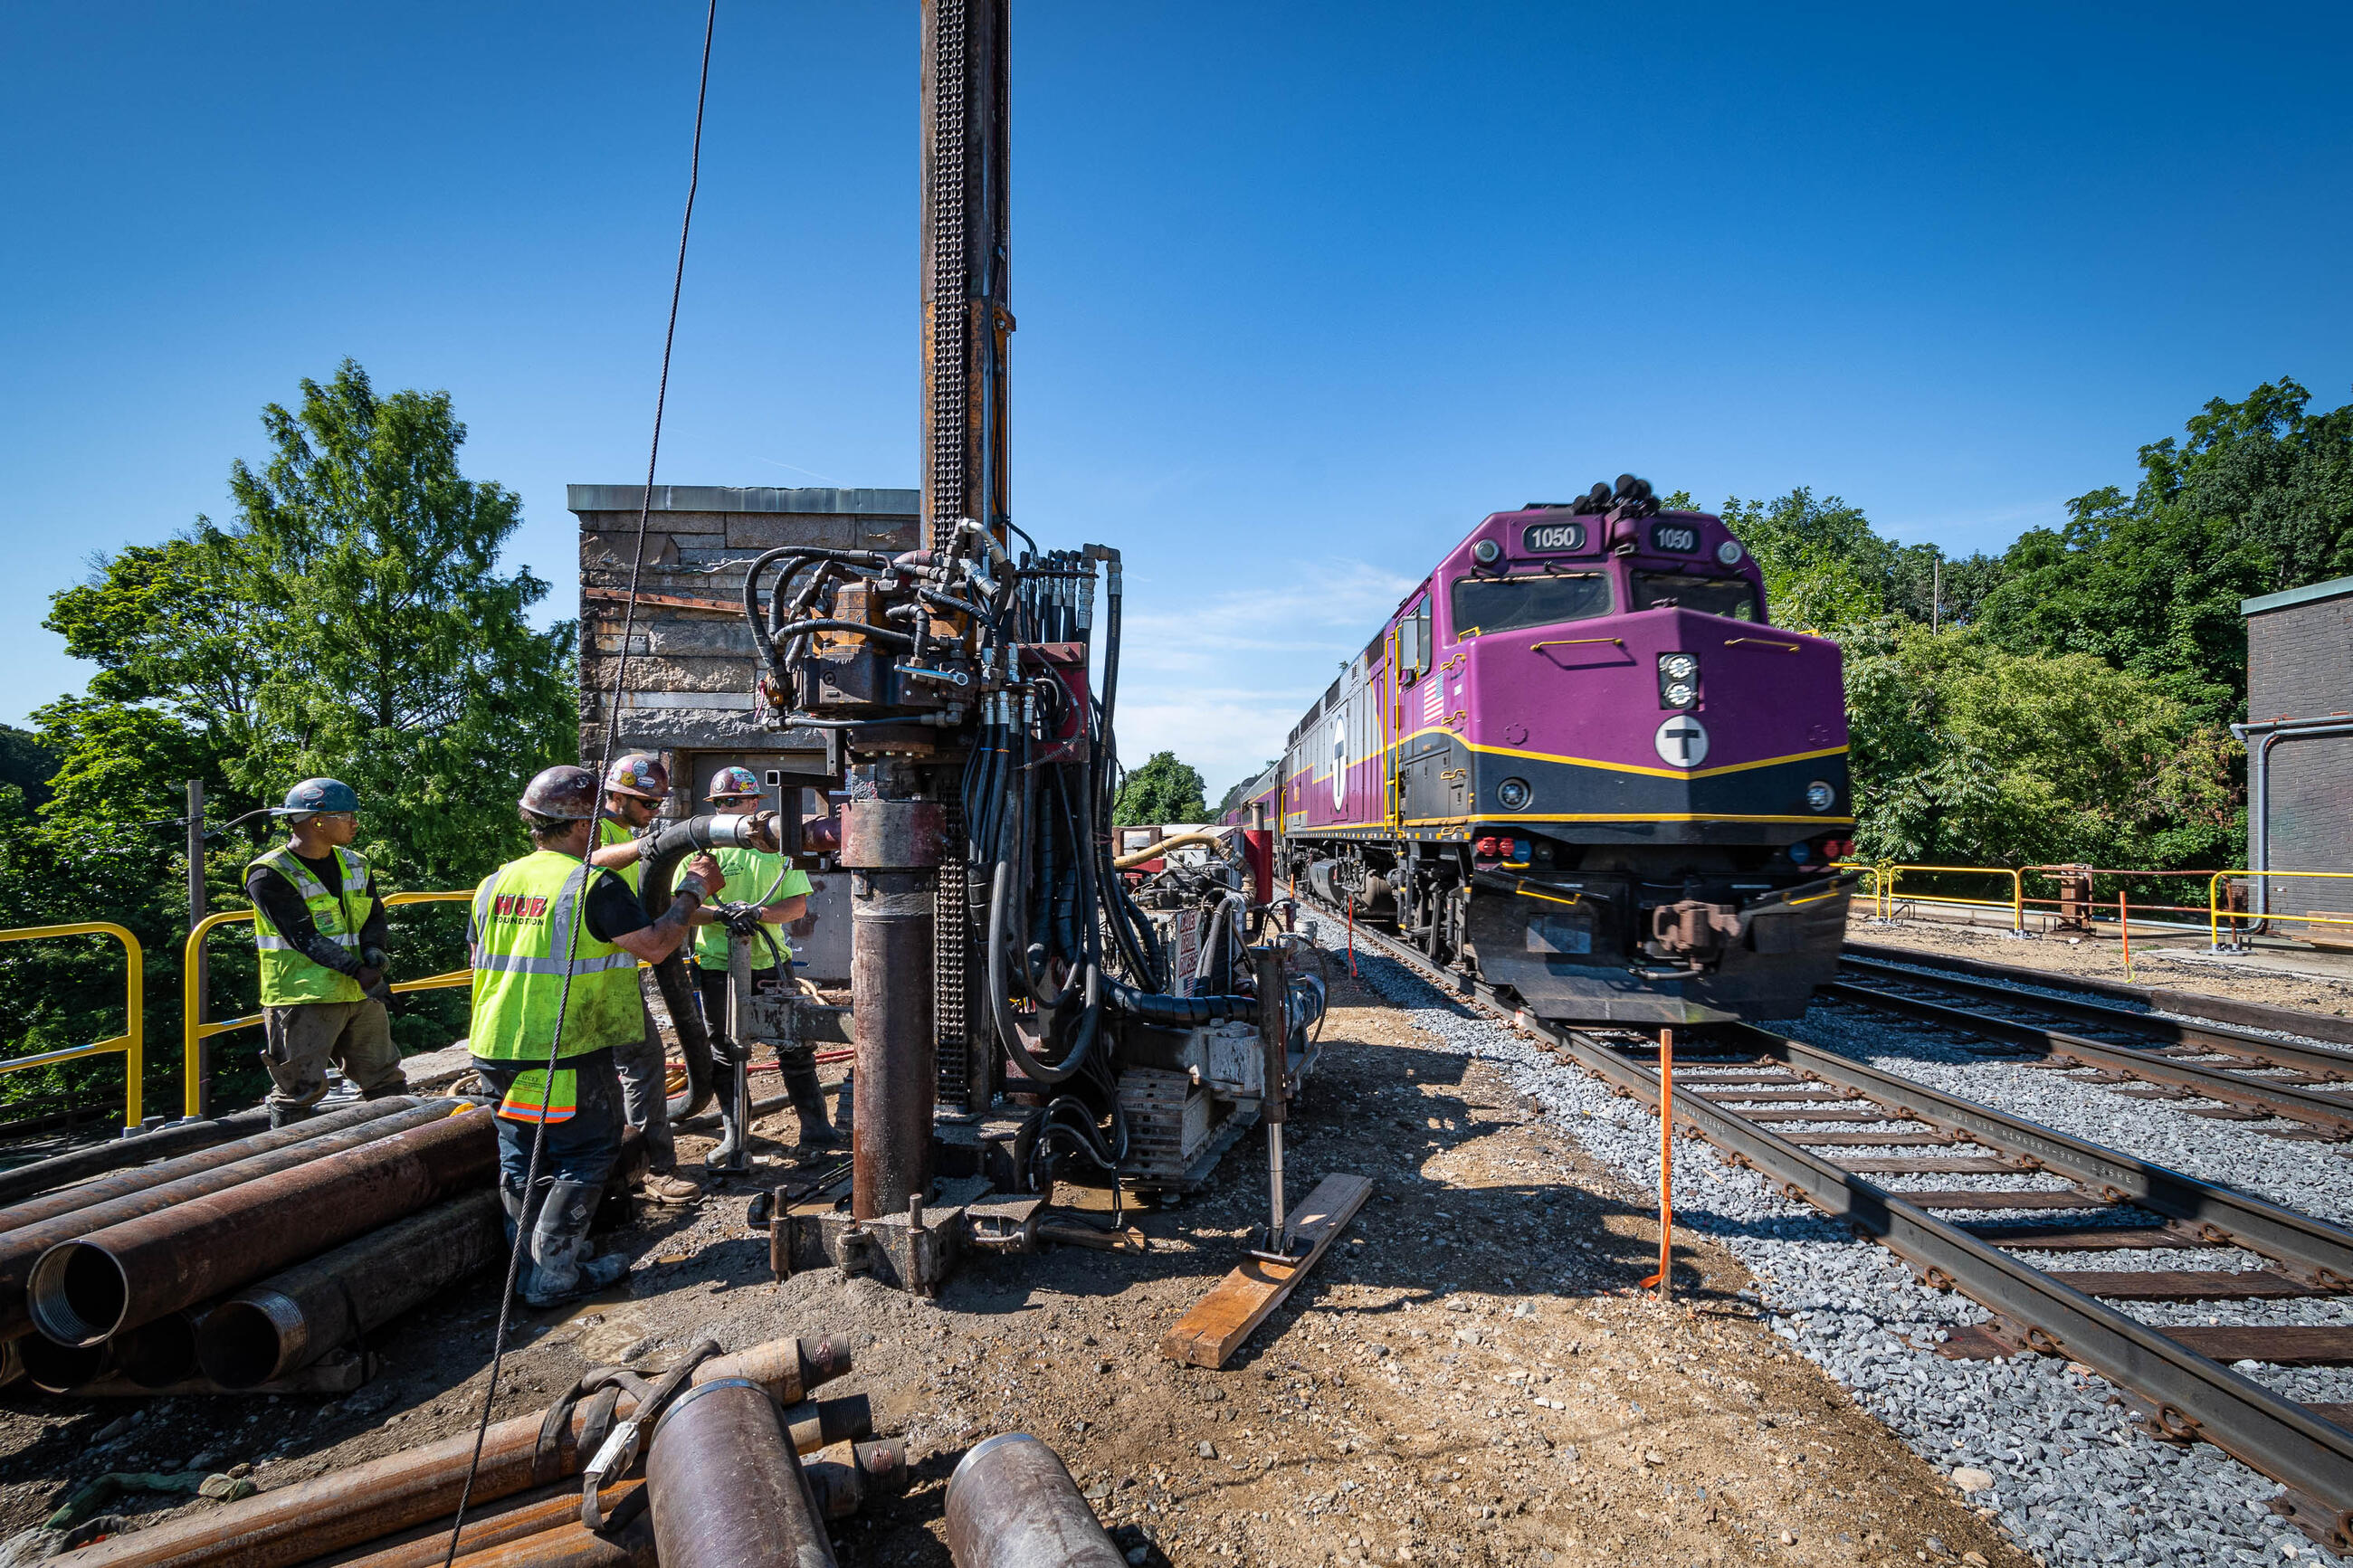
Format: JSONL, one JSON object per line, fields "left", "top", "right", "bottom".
{"left": 354, "top": 965, "right": 394, "bottom": 1004}
{"left": 717, "top": 901, "right": 767, "bottom": 937}
{"left": 361, "top": 946, "right": 391, "bottom": 971}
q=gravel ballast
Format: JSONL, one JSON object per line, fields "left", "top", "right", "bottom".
{"left": 1310, "top": 926, "right": 2346, "bottom": 1567}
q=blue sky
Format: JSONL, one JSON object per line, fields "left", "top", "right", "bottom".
{"left": 5, "top": 4, "right": 2349, "bottom": 796}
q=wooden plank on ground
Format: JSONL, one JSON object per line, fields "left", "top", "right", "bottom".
{"left": 1159, "top": 1174, "right": 1373, "bottom": 1370}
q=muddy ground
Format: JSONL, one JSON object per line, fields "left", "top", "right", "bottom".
{"left": 2, "top": 971, "right": 2029, "bottom": 1567}
{"left": 1853, "top": 913, "right": 2353, "bottom": 1018}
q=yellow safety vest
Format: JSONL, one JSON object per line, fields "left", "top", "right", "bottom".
{"left": 596, "top": 815, "right": 643, "bottom": 894}
{"left": 681, "top": 845, "right": 809, "bottom": 971}
{"left": 249, "top": 846, "right": 370, "bottom": 1007}
{"left": 466, "top": 850, "right": 642, "bottom": 1061}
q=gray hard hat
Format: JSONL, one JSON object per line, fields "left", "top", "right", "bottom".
{"left": 519, "top": 765, "right": 600, "bottom": 822}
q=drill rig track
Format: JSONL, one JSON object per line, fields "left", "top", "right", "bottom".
{"left": 1291, "top": 887, "right": 2353, "bottom": 1550}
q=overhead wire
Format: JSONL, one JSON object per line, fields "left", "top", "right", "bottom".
{"left": 443, "top": 6, "right": 719, "bottom": 1563}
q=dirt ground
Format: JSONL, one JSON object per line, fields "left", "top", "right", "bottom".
{"left": 1, "top": 972, "right": 2029, "bottom": 1568}
{"left": 1853, "top": 913, "right": 2353, "bottom": 1018}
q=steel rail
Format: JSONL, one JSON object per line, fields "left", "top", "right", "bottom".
{"left": 1291, "top": 889, "right": 2353, "bottom": 1549}
{"left": 1839, "top": 953, "right": 2353, "bottom": 1082}
{"left": 1824, "top": 978, "right": 2353, "bottom": 1137}
{"left": 1720, "top": 1025, "right": 2353, "bottom": 1288}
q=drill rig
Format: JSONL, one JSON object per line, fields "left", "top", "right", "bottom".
{"left": 710, "top": 0, "right": 1325, "bottom": 1292}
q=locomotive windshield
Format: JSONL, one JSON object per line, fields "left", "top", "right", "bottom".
{"left": 1450, "top": 571, "right": 1613, "bottom": 635}
{"left": 1632, "top": 573, "right": 1758, "bottom": 621}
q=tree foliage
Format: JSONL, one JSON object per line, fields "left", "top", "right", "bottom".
{"left": 1115, "top": 751, "right": 1211, "bottom": 827}
{"left": 3, "top": 361, "right": 575, "bottom": 1118}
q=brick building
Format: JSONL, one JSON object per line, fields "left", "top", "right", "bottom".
{"left": 571, "top": 483, "right": 921, "bottom": 980}
{"left": 2240, "top": 574, "right": 2353, "bottom": 922}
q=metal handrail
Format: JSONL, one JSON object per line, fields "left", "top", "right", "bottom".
{"left": 2208, "top": 870, "right": 2353, "bottom": 953}
{"left": 1868, "top": 862, "right": 2024, "bottom": 933}
{"left": 181, "top": 889, "right": 476, "bottom": 1117}
{"left": 0, "top": 922, "right": 145, "bottom": 1129}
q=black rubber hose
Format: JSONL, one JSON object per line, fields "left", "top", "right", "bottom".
{"left": 637, "top": 814, "right": 759, "bottom": 1121}
{"left": 1101, "top": 975, "right": 1257, "bottom": 1026}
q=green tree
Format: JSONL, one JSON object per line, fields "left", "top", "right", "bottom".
{"left": 0, "top": 726, "right": 58, "bottom": 809}
{"left": 1115, "top": 751, "right": 1211, "bottom": 826}
{"left": 3, "top": 360, "right": 576, "bottom": 1117}
{"left": 1976, "top": 379, "right": 2353, "bottom": 725}
{"left": 1843, "top": 621, "right": 2237, "bottom": 870}
{"left": 217, "top": 359, "right": 576, "bottom": 886}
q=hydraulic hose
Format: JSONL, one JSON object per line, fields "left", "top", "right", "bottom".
{"left": 638, "top": 812, "right": 783, "bottom": 1121}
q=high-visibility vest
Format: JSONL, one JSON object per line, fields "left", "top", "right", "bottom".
{"left": 466, "top": 850, "right": 642, "bottom": 1062}
{"left": 680, "top": 845, "right": 808, "bottom": 971}
{"left": 596, "top": 815, "right": 643, "bottom": 894}
{"left": 248, "top": 845, "right": 370, "bottom": 1006}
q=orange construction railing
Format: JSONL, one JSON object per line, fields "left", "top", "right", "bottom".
{"left": 0, "top": 922, "right": 145, "bottom": 1129}
{"left": 182, "top": 890, "right": 474, "bottom": 1118}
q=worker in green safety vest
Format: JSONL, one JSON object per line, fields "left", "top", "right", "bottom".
{"left": 246, "top": 777, "right": 406, "bottom": 1129}
{"left": 675, "top": 766, "right": 836, "bottom": 1151}
{"left": 583, "top": 751, "right": 702, "bottom": 1207}
{"left": 467, "top": 764, "right": 722, "bottom": 1307}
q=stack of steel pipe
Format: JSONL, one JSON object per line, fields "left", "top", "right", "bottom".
{"left": 43, "top": 1335, "right": 905, "bottom": 1568}
{"left": 0, "top": 1098, "right": 504, "bottom": 1395}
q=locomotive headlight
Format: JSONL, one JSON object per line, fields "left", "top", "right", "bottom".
{"left": 1805, "top": 780, "right": 1836, "bottom": 812}
{"left": 1657, "top": 651, "right": 1699, "bottom": 709}
{"left": 1472, "top": 538, "right": 1501, "bottom": 566}
{"left": 1496, "top": 776, "right": 1532, "bottom": 811}
{"left": 1716, "top": 539, "right": 1745, "bottom": 566}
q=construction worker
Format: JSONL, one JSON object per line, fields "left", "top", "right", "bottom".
{"left": 247, "top": 778, "right": 406, "bottom": 1129}
{"left": 584, "top": 751, "right": 701, "bottom": 1206}
{"left": 680, "top": 766, "right": 837, "bottom": 1150}
{"left": 468, "top": 764, "right": 722, "bottom": 1307}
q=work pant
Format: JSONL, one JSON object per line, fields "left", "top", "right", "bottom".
{"left": 612, "top": 978, "right": 677, "bottom": 1174}
{"left": 470, "top": 1046, "right": 624, "bottom": 1196}
{"left": 261, "top": 999, "right": 406, "bottom": 1110}
{"left": 694, "top": 965, "right": 815, "bottom": 1069}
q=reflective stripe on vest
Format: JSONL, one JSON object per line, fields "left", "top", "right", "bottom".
{"left": 466, "top": 850, "right": 643, "bottom": 1062}
{"left": 249, "top": 845, "right": 369, "bottom": 1007}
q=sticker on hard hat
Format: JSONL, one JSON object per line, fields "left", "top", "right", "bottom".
{"left": 1653, "top": 714, "right": 1710, "bottom": 769}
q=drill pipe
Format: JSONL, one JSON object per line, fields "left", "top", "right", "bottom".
{"left": 648, "top": 1378, "right": 836, "bottom": 1568}
{"left": 319, "top": 1483, "right": 643, "bottom": 1568}
{"left": 447, "top": 1515, "right": 653, "bottom": 1568}
{"left": 43, "top": 1335, "right": 853, "bottom": 1568}
{"left": 28, "top": 1107, "right": 495, "bottom": 1348}
{"left": 16, "top": 1311, "right": 198, "bottom": 1393}
{"left": 637, "top": 812, "right": 782, "bottom": 1122}
{"left": 0, "top": 1099, "right": 418, "bottom": 1237}
{"left": 944, "top": 1432, "right": 1126, "bottom": 1568}
{"left": 195, "top": 1189, "right": 505, "bottom": 1388}
{"left": 804, "top": 1440, "right": 911, "bottom": 1520}
{"left": 841, "top": 798, "right": 943, "bottom": 1221}
{"left": 0, "top": 1107, "right": 272, "bottom": 1211}
{"left": 0, "top": 1099, "right": 452, "bottom": 1344}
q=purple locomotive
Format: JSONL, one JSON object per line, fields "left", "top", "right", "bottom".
{"left": 1234, "top": 476, "right": 1856, "bottom": 1024}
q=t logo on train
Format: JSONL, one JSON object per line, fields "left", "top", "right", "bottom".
{"left": 1227, "top": 474, "right": 1856, "bottom": 1023}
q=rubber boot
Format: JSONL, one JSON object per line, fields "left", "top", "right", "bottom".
{"left": 782, "top": 1060, "right": 843, "bottom": 1151}
{"left": 267, "top": 1101, "right": 318, "bottom": 1131}
{"left": 522, "top": 1180, "right": 630, "bottom": 1307}
{"left": 499, "top": 1186, "right": 533, "bottom": 1249}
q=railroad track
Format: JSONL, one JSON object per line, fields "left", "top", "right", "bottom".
{"left": 1291, "top": 895, "right": 2353, "bottom": 1552}
{"left": 1827, "top": 946, "right": 2353, "bottom": 1143}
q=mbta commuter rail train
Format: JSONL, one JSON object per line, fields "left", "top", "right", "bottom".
{"left": 1227, "top": 476, "right": 1857, "bottom": 1024}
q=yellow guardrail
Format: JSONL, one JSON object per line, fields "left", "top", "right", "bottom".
{"left": 1853, "top": 862, "right": 2024, "bottom": 933}
{"left": 181, "top": 890, "right": 474, "bottom": 1118}
{"left": 2207, "top": 870, "right": 2353, "bottom": 951}
{"left": 0, "top": 922, "right": 145, "bottom": 1129}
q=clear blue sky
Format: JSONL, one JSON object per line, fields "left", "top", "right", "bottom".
{"left": 5, "top": 4, "right": 2349, "bottom": 795}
